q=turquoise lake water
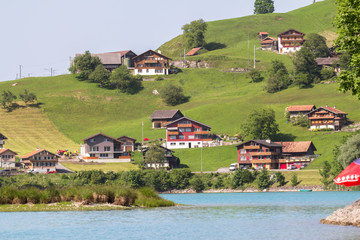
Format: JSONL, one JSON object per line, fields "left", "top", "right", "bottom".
{"left": 1, "top": 192, "right": 360, "bottom": 240}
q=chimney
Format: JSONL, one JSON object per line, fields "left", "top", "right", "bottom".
{"left": 326, "top": 104, "right": 328, "bottom": 107}
{"left": 334, "top": 105, "right": 336, "bottom": 109}
{"left": 266, "top": 139, "right": 271, "bottom": 143}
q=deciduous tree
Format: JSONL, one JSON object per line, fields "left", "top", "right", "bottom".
{"left": 19, "top": 89, "right": 37, "bottom": 106}
{"left": 334, "top": 0, "right": 360, "bottom": 99}
{"left": 265, "top": 60, "right": 290, "bottom": 93}
{"left": 240, "top": 108, "right": 279, "bottom": 141}
{"left": 89, "top": 65, "right": 110, "bottom": 87}
{"left": 145, "top": 141, "right": 166, "bottom": 168}
{"left": 337, "top": 133, "right": 360, "bottom": 168}
{"left": 69, "top": 50, "right": 102, "bottom": 81}
{"left": 254, "top": 0, "right": 275, "bottom": 14}
{"left": 257, "top": 168, "right": 271, "bottom": 190}
{"left": 1, "top": 90, "right": 17, "bottom": 111}
{"left": 293, "top": 47, "right": 320, "bottom": 84}
{"left": 182, "top": 19, "right": 207, "bottom": 49}
{"left": 110, "top": 65, "right": 143, "bottom": 94}
{"left": 161, "top": 84, "right": 186, "bottom": 106}
{"left": 302, "top": 33, "right": 330, "bottom": 58}
{"left": 248, "top": 68, "right": 264, "bottom": 83}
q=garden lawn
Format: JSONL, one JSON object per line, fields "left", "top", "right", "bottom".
{"left": 61, "top": 162, "right": 139, "bottom": 172}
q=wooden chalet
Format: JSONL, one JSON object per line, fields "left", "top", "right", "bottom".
{"left": 307, "top": 106, "right": 347, "bottom": 131}
{"left": 275, "top": 141, "right": 317, "bottom": 169}
{"left": 133, "top": 50, "right": 171, "bottom": 75}
{"left": 286, "top": 105, "right": 316, "bottom": 118}
{"left": 258, "top": 32, "right": 269, "bottom": 40}
{"left": 80, "top": 133, "right": 135, "bottom": 162}
{"left": 0, "top": 132, "right": 7, "bottom": 149}
{"left": 150, "top": 110, "right": 184, "bottom": 129}
{"left": 277, "top": 29, "right": 305, "bottom": 54}
{"left": 0, "top": 149, "right": 17, "bottom": 168}
{"left": 142, "top": 146, "right": 179, "bottom": 169}
{"left": 164, "top": 117, "right": 212, "bottom": 149}
{"left": 316, "top": 57, "right": 340, "bottom": 73}
{"left": 260, "top": 37, "right": 278, "bottom": 51}
{"left": 21, "top": 149, "right": 58, "bottom": 172}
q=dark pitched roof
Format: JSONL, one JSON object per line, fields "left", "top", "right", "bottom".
{"left": 0, "top": 132, "right": 7, "bottom": 139}
{"left": 150, "top": 110, "right": 183, "bottom": 120}
{"left": 133, "top": 50, "right": 171, "bottom": 61}
{"left": 117, "top": 136, "right": 137, "bottom": 142}
{"left": 164, "top": 116, "right": 211, "bottom": 128}
{"left": 307, "top": 106, "right": 347, "bottom": 115}
{"left": 277, "top": 29, "right": 305, "bottom": 37}
{"left": 316, "top": 57, "right": 339, "bottom": 65}
{"left": 143, "top": 145, "right": 174, "bottom": 153}
{"left": 186, "top": 47, "right": 202, "bottom": 56}
{"left": 82, "top": 132, "right": 120, "bottom": 142}
{"left": 236, "top": 140, "right": 282, "bottom": 148}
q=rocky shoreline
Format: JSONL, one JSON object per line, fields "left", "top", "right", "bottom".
{"left": 321, "top": 199, "right": 360, "bottom": 227}
{"left": 161, "top": 185, "right": 324, "bottom": 194}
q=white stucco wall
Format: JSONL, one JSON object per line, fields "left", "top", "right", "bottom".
{"left": 134, "top": 68, "right": 168, "bottom": 75}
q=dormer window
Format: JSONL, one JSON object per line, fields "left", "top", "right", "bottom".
{"left": 104, "top": 138, "right": 110, "bottom": 142}
{"left": 90, "top": 138, "right": 96, "bottom": 143}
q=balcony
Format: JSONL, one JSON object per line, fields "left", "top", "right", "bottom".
{"left": 251, "top": 159, "right": 277, "bottom": 164}
{"left": 202, "top": 138, "right": 213, "bottom": 141}
{"left": 243, "top": 145, "right": 260, "bottom": 150}
{"left": 249, "top": 152, "right": 279, "bottom": 156}
{"left": 194, "top": 131, "right": 210, "bottom": 134}
{"left": 178, "top": 123, "right": 192, "bottom": 127}
{"left": 168, "top": 131, "right": 179, "bottom": 135}
{"left": 83, "top": 157, "right": 99, "bottom": 160}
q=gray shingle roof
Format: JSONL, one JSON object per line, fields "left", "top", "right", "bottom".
{"left": 150, "top": 110, "right": 182, "bottom": 119}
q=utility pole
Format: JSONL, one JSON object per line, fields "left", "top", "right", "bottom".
{"left": 254, "top": 45, "right": 256, "bottom": 69}
{"left": 142, "top": 120, "right": 144, "bottom": 146}
{"left": 248, "top": 32, "right": 250, "bottom": 70}
{"left": 184, "top": 49, "right": 186, "bottom": 64}
{"left": 201, "top": 147, "right": 203, "bottom": 173}
{"left": 19, "top": 65, "right": 22, "bottom": 79}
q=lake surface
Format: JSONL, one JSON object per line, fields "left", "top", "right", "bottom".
{"left": 1, "top": 192, "right": 360, "bottom": 240}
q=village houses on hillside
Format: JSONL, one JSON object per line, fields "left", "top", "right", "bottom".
{"left": 259, "top": 29, "right": 305, "bottom": 54}
{"left": 150, "top": 110, "right": 184, "bottom": 129}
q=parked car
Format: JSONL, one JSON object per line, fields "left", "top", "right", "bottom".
{"left": 27, "top": 169, "right": 40, "bottom": 174}
{"left": 300, "top": 163, "right": 309, "bottom": 169}
{"left": 46, "top": 170, "right": 57, "bottom": 174}
{"left": 287, "top": 165, "right": 297, "bottom": 170}
{"left": 229, "top": 163, "right": 238, "bottom": 171}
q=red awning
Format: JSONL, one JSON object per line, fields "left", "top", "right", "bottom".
{"left": 334, "top": 158, "right": 360, "bottom": 187}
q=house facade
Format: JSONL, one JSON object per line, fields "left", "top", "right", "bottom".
{"left": 0, "top": 149, "right": 17, "bottom": 168}
{"left": 258, "top": 32, "right": 269, "bottom": 40}
{"left": 142, "top": 146, "right": 179, "bottom": 169}
{"left": 260, "top": 37, "right": 278, "bottom": 51}
{"left": 164, "top": 117, "right": 212, "bottom": 149}
{"left": 275, "top": 141, "right": 317, "bottom": 169}
{"left": 236, "top": 140, "right": 283, "bottom": 170}
{"left": 307, "top": 106, "right": 347, "bottom": 130}
{"left": 286, "top": 105, "right": 316, "bottom": 118}
{"left": 236, "top": 140, "right": 317, "bottom": 170}
{"left": 133, "top": 50, "right": 171, "bottom": 75}
{"left": 0, "top": 133, "right": 7, "bottom": 149}
{"left": 316, "top": 57, "right": 340, "bottom": 74}
{"left": 80, "top": 133, "right": 135, "bottom": 162}
{"left": 20, "top": 149, "right": 58, "bottom": 172}
{"left": 278, "top": 29, "right": 305, "bottom": 54}
{"left": 150, "top": 110, "right": 184, "bottom": 129}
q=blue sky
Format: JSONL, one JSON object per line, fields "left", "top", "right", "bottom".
{"left": 0, "top": 0, "right": 321, "bottom": 81}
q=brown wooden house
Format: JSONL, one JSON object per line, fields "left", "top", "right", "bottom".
{"left": 150, "top": 110, "right": 184, "bottom": 129}
{"left": 20, "top": 149, "right": 58, "bottom": 172}
{"left": 0, "top": 149, "right": 17, "bottom": 168}
{"left": 133, "top": 50, "right": 171, "bottom": 75}
{"left": 286, "top": 105, "right": 316, "bottom": 118}
{"left": 277, "top": 29, "right": 305, "bottom": 54}
{"left": 307, "top": 106, "right": 347, "bottom": 130}
{"left": 260, "top": 37, "right": 278, "bottom": 51}
{"left": 142, "top": 146, "right": 179, "bottom": 169}
{"left": 275, "top": 141, "right": 317, "bottom": 169}
{"left": 258, "top": 32, "right": 269, "bottom": 40}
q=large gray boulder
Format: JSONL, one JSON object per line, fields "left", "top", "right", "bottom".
{"left": 321, "top": 199, "right": 360, "bottom": 227}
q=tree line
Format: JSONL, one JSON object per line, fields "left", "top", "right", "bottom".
{"left": 1, "top": 89, "right": 37, "bottom": 111}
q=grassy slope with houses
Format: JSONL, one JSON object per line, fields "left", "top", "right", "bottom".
{"left": 0, "top": 0, "right": 358, "bottom": 172}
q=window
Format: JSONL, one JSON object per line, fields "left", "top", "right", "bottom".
{"left": 188, "top": 135, "right": 195, "bottom": 139}
{"left": 170, "top": 136, "right": 176, "bottom": 140}
{"left": 104, "top": 138, "right": 110, "bottom": 142}
{"left": 202, "top": 127, "right": 209, "bottom": 131}
{"left": 240, "top": 156, "right": 246, "bottom": 160}
{"left": 179, "top": 143, "right": 185, "bottom": 145}
{"left": 155, "top": 69, "right": 163, "bottom": 73}
{"left": 138, "top": 69, "right": 142, "bottom": 73}
{"left": 170, "top": 143, "right": 176, "bottom": 146}
{"left": 146, "top": 69, "right": 149, "bottom": 73}
{"left": 90, "top": 154, "right": 95, "bottom": 157}
{"left": 90, "top": 138, "right": 96, "bottom": 143}
{"left": 194, "top": 128, "right": 200, "bottom": 132}
{"left": 91, "top": 146, "right": 99, "bottom": 152}
{"left": 100, "top": 153, "right": 108, "bottom": 158}
{"left": 104, "top": 146, "right": 110, "bottom": 152}
{"left": 179, "top": 135, "right": 185, "bottom": 139}
{"left": 240, "top": 149, "right": 246, "bottom": 154}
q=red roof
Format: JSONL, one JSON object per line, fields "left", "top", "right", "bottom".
{"left": 0, "top": 149, "right": 17, "bottom": 155}
{"left": 275, "top": 141, "right": 317, "bottom": 153}
{"left": 186, "top": 47, "right": 202, "bottom": 56}
{"left": 287, "top": 105, "right": 315, "bottom": 112}
{"left": 20, "top": 149, "right": 57, "bottom": 159}
{"left": 258, "top": 32, "right": 269, "bottom": 35}
{"left": 322, "top": 106, "right": 347, "bottom": 114}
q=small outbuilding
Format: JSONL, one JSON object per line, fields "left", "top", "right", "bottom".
{"left": 150, "top": 110, "right": 184, "bottom": 129}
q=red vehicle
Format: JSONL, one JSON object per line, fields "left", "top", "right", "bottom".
{"left": 46, "top": 170, "right": 57, "bottom": 174}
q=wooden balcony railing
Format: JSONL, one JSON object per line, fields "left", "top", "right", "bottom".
{"left": 83, "top": 157, "right": 99, "bottom": 160}
{"left": 194, "top": 131, "right": 210, "bottom": 134}
{"left": 243, "top": 145, "right": 260, "bottom": 150}
{"left": 118, "top": 156, "right": 131, "bottom": 159}
{"left": 168, "top": 131, "right": 179, "bottom": 135}
{"left": 178, "top": 124, "right": 192, "bottom": 127}
{"left": 202, "top": 138, "right": 213, "bottom": 141}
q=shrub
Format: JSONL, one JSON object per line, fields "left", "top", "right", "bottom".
{"left": 274, "top": 172, "right": 286, "bottom": 187}
{"left": 190, "top": 175, "right": 205, "bottom": 192}
{"left": 114, "top": 188, "right": 137, "bottom": 206}
{"left": 290, "top": 174, "right": 301, "bottom": 187}
{"left": 256, "top": 168, "right": 271, "bottom": 190}
{"left": 161, "top": 84, "right": 187, "bottom": 106}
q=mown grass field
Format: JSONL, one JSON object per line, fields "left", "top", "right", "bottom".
{"left": 61, "top": 162, "right": 139, "bottom": 172}
{"left": 0, "top": 0, "right": 356, "bottom": 172}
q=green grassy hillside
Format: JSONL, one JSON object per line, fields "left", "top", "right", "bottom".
{"left": 0, "top": 0, "right": 355, "bottom": 171}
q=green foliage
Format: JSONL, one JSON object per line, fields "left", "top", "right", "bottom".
{"left": 319, "top": 160, "right": 333, "bottom": 188}
{"left": 161, "top": 84, "right": 186, "bottom": 106}
{"left": 254, "top": 0, "right": 274, "bottom": 14}
{"left": 334, "top": 0, "right": 360, "bottom": 99}
{"left": 110, "top": 65, "right": 143, "bottom": 94}
{"left": 320, "top": 67, "right": 335, "bottom": 81}
{"left": 294, "top": 47, "right": 320, "bottom": 85}
{"left": 265, "top": 60, "right": 290, "bottom": 93}
{"left": 69, "top": 50, "right": 101, "bottom": 81}
{"left": 240, "top": 108, "right": 279, "bottom": 141}
{"left": 182, "top": 19, "right": 207, "bottom": 49}
{"left": 89, "top": 65, "right": 110, "bottom": 87}
{"left": 190, "top": 175, "right": 205, "bottom": 192}
{"left": 155, "top": 76, "right": 164, "bottom": 81}
{"left": 169, "top": 169, "right": 192, "bottom": 189}
{"left": 293, "top": 72, "right": 311, "bottom": 88}
{"left": 0, "top": 90, "right": 17, "bottom": 111}
{"left": 292, "top": 114, "right": 310, "bottom": 128}
{"left": 19, "top": 89, "right": 37, "bottom": 106}
{"left": 337, "top": 133, "right": 360, "bottom": 168}
{"left": 337, "top": 51, "right": 350, "bottom": 71}
{"left": 231, "top": 169, "right": 255, "bottom": 189}
{"left": 248, "top": 68, "right": 264, "bottom": 83}
{"left": 257, "top": 168, "right": 271, "bottom": 190}
{"left": 290, "top": 173, "right": 300, "bottom": 187}
{"left": 302, "top": 33, "right": 330, "bottom": 58}
{"left": 145, "top": 141, "right": 166, "bottom": 165}
{"left": 274, "top": 172, "right": 286, "bottom": 187}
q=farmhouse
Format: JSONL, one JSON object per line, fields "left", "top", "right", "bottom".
{"left": 277, "top": 29, "right": 305, "bottom": 54}
{"left": 150, "top": 110, "right": 184, "bottom": 129}
{"left": 0, "top": 132, "right": 7, "bottom": 149}
{"left": 142, "top": 146, "right": 179, "bottom": 169}
{"left": 80, "top": 133, "right": 135, "bottom": 162}
{"left": 258, "top": 32, "right": 269, "bottom": 40}
{"left": 133, "top": 50, "right": 171, "bottom": 75}
{"left": 307, "top": 106, "right": 347, "bottom": 130}
{"left": 316, "top": 57, "right": 340, "bottom": 74}
{"left": 164, "top": 117, "right": 212, "bottom": 149}
{"left": 286, "top": 105, "right": 316, "bottom": 118}
{"left": 236, "top": 140, "right": 318, "bottom": 170}
{"left": 0, "top": 149, "right": 17, "bottom": 168}
{"left": 21, "top": 149, "right": 58, "bottom": 172}
{"left": 260, "top": 37, "right": 278, "bottom": 51}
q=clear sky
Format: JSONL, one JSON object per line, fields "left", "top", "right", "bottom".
{"left": 0, "top": 0, "right": 320, "bottom": 82}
